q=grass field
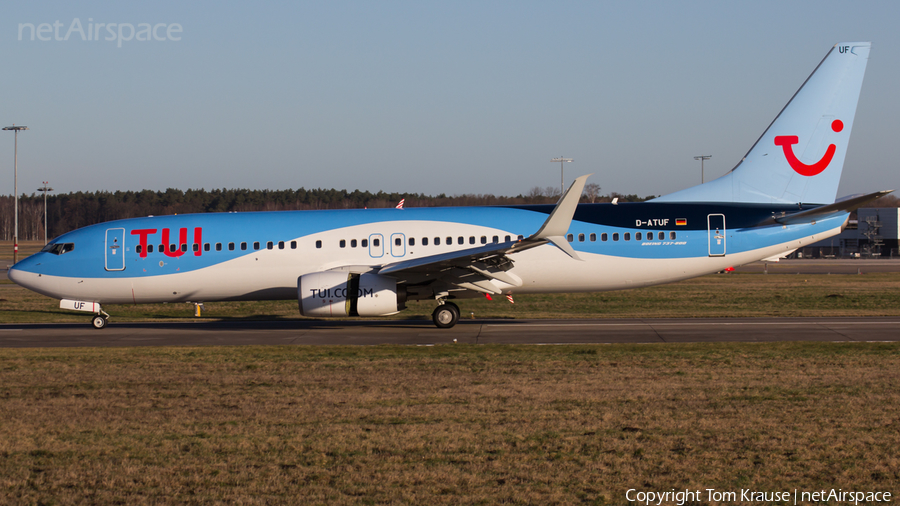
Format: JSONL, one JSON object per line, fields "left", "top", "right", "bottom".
{"left": 1, "top": 343, "right": 898, "bottom": 504}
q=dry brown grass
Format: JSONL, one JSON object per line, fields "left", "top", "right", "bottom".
{"left": 0, "top": 344, "right": 898, "bottom": 504}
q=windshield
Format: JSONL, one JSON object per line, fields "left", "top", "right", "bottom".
{"left": 40, "top": 242, "right": 75, "bottom": 255}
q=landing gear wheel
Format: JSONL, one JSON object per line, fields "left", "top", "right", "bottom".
{"left": 432, "top": 302, "right": 460, "bottom": 329}
{"left": 91, "top": 315, "right": 108, "bottom": 329}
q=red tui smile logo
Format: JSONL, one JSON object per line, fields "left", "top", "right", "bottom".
{"left": 774, "top": 119, "right": 843, "bottom": 176}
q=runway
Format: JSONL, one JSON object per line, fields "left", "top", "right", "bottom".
{"left": 0, "top": 317, "right": 897, "bottom": 347}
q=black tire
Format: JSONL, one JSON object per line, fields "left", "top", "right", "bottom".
{"left": 432, "top": 303, "right": 460, "bottom": 329}
{"left": 91, "top": 315, "right": 108, "bottom": 329}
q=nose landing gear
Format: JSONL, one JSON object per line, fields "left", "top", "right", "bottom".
{"left": 60, "top": 299, "right": 110, "bottom": 329}
{"left": 91, "top": 314, "right": 109, "bottom": 329}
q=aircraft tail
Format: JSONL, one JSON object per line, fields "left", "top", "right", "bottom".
{"left": 656, "top": 42, "right": 871, "bottom": 204}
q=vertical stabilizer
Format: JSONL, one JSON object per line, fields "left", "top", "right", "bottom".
{"left": 656, "top": 42, "right": 870, "bottom": 204}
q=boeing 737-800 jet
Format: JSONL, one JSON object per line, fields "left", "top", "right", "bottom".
{"left": 9, "top": 42, "right": 886, "bottom": 329}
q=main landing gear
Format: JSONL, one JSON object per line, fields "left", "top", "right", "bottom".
{"left": 432, "top": 301, "right": 460, "bottom": 329}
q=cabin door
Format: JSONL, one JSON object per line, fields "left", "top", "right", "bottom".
{"left": 105, "top": 228, "right": 126, "bottom": 271}
{"left": 707, "top": 214, "right": 726, "bottom": 257}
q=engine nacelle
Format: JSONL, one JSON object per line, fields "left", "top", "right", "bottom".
{"left": 298, "top": 272, "right": 406, "bottom": 317}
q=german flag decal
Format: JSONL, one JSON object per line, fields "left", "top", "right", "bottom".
{"left": 676, "top": 218, "right": 687, "bottom": 226}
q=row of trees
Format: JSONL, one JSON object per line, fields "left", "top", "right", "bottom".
{"left": 0, "top": 185, "right": 660, "bottom": 241}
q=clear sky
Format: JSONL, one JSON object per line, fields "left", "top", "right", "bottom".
{"left": 1, "top": 0, "right": 898, "bottom": 199}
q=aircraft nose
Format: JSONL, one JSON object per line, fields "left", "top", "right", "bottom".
{"left": 7, "top": 265, "right": 33, "bottom": 290}
{"left": 7, "top": 265, "right": 23, "bottom": 285}
{"left": 8, "top": 260, "right": 45, "bottom": 293}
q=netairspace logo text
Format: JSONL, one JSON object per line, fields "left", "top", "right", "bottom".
{"left": 18, "top": 18, "right": 182, "bottom": 48}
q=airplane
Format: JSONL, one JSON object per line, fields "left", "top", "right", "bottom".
{"left": 9, "top": 42, "right": 886, "bottom": 330}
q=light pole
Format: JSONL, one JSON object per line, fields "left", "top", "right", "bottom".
{"left": 3, "top": 125, "right": 28, "bottom": 264}
{"left": 694, "top": 155, "right": 711, "bottom": 184}
{"left": 550, "top": 157, "right": 573, "bottom": 196}
{"left": 37, "top": 182, "right": 53, "bottom": 245}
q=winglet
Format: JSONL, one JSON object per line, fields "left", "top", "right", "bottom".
{"left": 527, "top": 174, "right": 591, "bottom": 260}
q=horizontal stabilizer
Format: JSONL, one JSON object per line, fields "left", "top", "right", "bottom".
{"left": 767, "top": 190, "right": 893, "bottom": 225}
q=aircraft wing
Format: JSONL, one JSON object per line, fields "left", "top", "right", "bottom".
{"left": 374, "top": 175, "right": 591, "bottom": 295}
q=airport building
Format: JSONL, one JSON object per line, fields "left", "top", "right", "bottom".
{"left": 796, "top": 208, "right": 900, "bottom": 258}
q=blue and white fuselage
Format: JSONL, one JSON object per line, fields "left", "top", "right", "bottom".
{"left": 9, "top": 203, "right": 846, "bottom": 302}
{"left": 8, "top": 42, "right": 882, "bottom": 328}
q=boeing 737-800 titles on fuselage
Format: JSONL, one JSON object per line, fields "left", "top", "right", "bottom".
{"left": 9, "top": 42, "right": 887, "bottom": 329}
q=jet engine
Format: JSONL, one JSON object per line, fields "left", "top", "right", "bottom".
{"left": 298, "top": 272, "right": 406, "bottom": 317}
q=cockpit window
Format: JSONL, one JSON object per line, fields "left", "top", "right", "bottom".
{"left": 41, "top": 242, "right": 75, "bottom": 255}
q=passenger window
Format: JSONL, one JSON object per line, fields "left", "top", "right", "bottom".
{"left": 624, "top": 233, "right": 630, "bottom": 241}
{"left": 590, "top": 233, "right": 596, "bottom": 242}
{"left": 228, "top": 243, "right": 235, "bottom": 251}
{"left": 373, "top": 238, "right": 380, "bottom": 247}
{"left": 362, "top": 239, "right": 368, "bottom": 247}
{"left": 670, "top": 231, "right": 676, "bottom": 240}
{"left": 267, "top": 241, "right": 273, "bottom": 250}
{"left": 422, "top": 237, "right": 429, "bottom": 246}
{"left": 278, "top": 241, "right": 284, "bottom": 249}
{"left": 181, "top": 244, "right": 188, "bottom": 252}
{"left": 505, "top": 235, "right": 511, "bottom": 242}
{"left": 613, "top": 233, "right": 619, "bottom": 241}
{"left": 469, "top": 236, "right": 475, "bottom": 245}
{"left": 135, "top": 245, "right": 142, "bottom": 254}
{"left": 147, "top": 244, "right": 154, "bottom": 253}
{"left": 291, "top": 241, "right": 297, "bottom": 249}
{"left": 601, "top": 233, "right": 607, "bottom": 242}
{"left": 241, "top": 242, "right": 248, "bottom": 251}
{"left": 458, "top": 237, "right": 464, "bottom": 245}
{"left": 434, "top": 237, "right": 441, "bottom": 246}
{"left": 636, "top": 232, "right": 642, "bottom": 241}
{"left": 578, "top": 233, "right": 585, "bottom": 242}
{"left": 658, "top": 231, "right": 665, "bottom": 240}
{"left": 567, "top": 234, "right": 574, "bottom": 242}
{"left": 395, "top": 237, "right": 402, "bottom": 246}
{"left": 447, "top": 237, "right": 453, "bottom": 245}
{"left": 315, "top": 240, "right": 321, "bottom": 249}
{"left": 193, "top": 243, "right": 200, "bottom": 252}
{"left": 517, "top": 235, "right": 524, "bottom": 240}
{"left": 409, "top": 237, "right": 415, "bottom": 246}
{"left": 492, "top": 236, "right": 499, "bottom": 243}
{"left": 351, "top": 239, "right": 357, "bottom": 248}
{"left": 216, "top": 243, "right": 222, "bottom": 251}
{"left": 340, "top": 240, "right": 346, "bottom": 248}
{"left": 253, "top": 242, "right": 260, "bottom": 250}
{"left": 481, "top": 236, "right": 487, "bottom": 244}
{"left": 204, "top": 243, "right": 210, "bottom": 252}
